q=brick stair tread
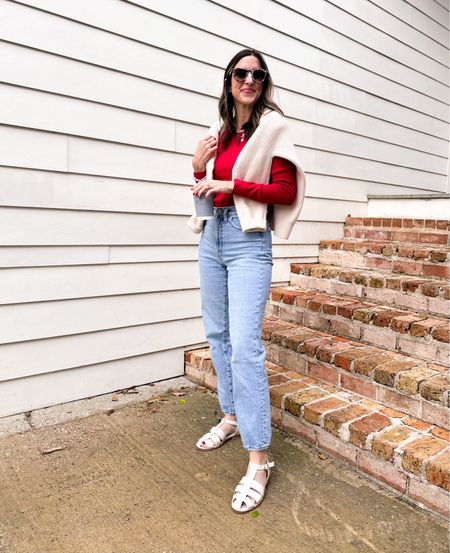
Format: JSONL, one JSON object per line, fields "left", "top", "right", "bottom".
{"left": 185, "top": 347, "right": 450, "bottom": 499}
{"left": 261, "top": 316, "right": 450, "bottom": 421}
{"left": 345, "top": 217, "right": 450, "bottom": 230}
{"left": 269, "top": 285, "right": 450, "bottom": 346}
{"left": 291, "top": 263, "right": 450, "bottom": 296}
{"left": 320, "top": 240, "right": 450, "bottom": 258}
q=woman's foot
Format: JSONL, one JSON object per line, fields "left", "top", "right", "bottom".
{"left": 196, "top": 415, "right": 239, "bottom": 450}
{"left": 231, "top": 455, "right": 274, "bottom": 513}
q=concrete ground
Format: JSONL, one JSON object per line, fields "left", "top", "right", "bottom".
{"left": 0, "top": 377, "right": 448, "bottom": 553}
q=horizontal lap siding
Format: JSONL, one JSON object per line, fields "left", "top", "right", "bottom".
{"left": 0, "top": 0, "right": 448, "bottom": 416}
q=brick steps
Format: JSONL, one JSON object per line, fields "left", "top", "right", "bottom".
{"left": 184, "top": 215, "right": 450, "bottom": 519}
{"left": 267, "top": 286, "right": 450, "bottom": 366}
{"left": 185, "top": 346, "right": 450, "bottom": 519}
{"left": 344, "top": 216, "right": 450, "bottom": 246}
{"left": 290, "top": 263, "right": 449, "bottom": 317}
{"left": 261, "top": 316, "right": 449, "bottom": 429}
{"left": 319, "top": 241, "right": 450, "bottom": 279}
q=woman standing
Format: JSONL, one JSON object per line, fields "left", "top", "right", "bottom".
{"left": 188, "top": 49, "right": 306, "bottom": 513}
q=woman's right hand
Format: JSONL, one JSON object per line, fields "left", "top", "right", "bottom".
{"left": 192, "top": 135, "right": 217, "bottom": 172}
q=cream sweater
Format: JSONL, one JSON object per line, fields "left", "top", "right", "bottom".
{"left": 187, "top": 110, "right": 306, "bottom": 240}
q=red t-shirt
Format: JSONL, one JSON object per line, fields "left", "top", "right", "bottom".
{"left": 194, "top": 133, "right": 297, "bottom": 207}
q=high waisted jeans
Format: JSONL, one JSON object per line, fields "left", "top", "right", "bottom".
{"left": 198, "top": 206, "right": 273, "bottom": 451}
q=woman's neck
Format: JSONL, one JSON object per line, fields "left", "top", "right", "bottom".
{"left": 235, "top": 104, "right": 253, "bottom": 130}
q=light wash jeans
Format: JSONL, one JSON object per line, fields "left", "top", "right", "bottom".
{"left": 198, "top": 206, "right": 273, "bottom": 451}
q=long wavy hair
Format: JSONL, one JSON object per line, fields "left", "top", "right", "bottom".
{"left": 218, "top": 48, "right": 283, "bottom": 148}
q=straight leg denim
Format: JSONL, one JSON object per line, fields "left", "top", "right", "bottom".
{"left": 198, "top": 206, "right": 273, "bottom": 451}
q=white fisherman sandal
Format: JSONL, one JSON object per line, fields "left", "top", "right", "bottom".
{"left": 231, "top": 460, "right": 275, "bottom": 513}
{"left": 195, "top": 417, "right": 239, "bottom": 451}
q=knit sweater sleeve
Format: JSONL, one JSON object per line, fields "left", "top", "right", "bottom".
{"left": 232, "top": 157, "right": 297, "bottom": 205}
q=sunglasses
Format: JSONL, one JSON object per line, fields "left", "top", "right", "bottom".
{"left": 231, "top": 68, "right": 268, "bottom": 83}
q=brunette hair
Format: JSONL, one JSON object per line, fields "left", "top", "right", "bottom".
{"left": 218, "top": 48, "right": 283, "bottom": 148}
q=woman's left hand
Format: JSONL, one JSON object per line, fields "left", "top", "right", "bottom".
{"left": 192, "top": 179, "right": 234, "bottom": 198}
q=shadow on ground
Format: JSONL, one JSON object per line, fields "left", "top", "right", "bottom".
{"left": 0, "top": 386, "right": 447, "bottom": 553}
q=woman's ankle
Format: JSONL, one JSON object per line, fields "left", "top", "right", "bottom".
{"left": 249, "top": 450, "right": 269, "bottom": 465}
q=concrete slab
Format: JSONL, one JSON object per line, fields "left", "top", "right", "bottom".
{"left": 0, "top": 386, "right": 447, "bottom": 553}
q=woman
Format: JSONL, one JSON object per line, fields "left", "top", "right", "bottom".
{"left": 188, "top": 49, "right": 306, "bottom": 513}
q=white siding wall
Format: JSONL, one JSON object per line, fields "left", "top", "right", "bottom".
{"left": 0, "top": 0, "right": 448, "bottom": 416}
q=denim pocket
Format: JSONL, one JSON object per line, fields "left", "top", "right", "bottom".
{"left": 228, "top": 213, "right": 242, "bottom": 231}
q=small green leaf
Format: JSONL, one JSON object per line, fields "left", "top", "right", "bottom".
{"left": 250, "top": 510, "right": 259, "bottom": 518}
{"left": 178, "top": 399, "right": 187, "bottom": 404}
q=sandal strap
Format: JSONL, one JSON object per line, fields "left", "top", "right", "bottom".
{"left": 248, "top": 460, "right": 275, "bottom": 471}
{"left": 222, "top": 417, "right": 238, "bottom": 427}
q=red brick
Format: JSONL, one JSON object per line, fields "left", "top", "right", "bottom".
{"left": 299, "top": 337, "right": 334, "bottom": 357}
{"left": 324, "top": 404, "right": 370, "bottom": 437}
{"left": 402, "top": 417, "right": 432, "bottom": 432}
{"left": 361, "top": 242, "right": 383, "bottom": 255}
{"left": 262, "top": 318, "right": 296, "bottom": 340}
{"left": 425, "top": 220, "right": 436, "bottom": 229}
{"left": 367, "top": 258, "right": 392, "bottom": 271}
{"left": 402, "top": 435, "right": 448, "bottom": 475}
{"left": 419, "top": 373, "right": 450, "bottom": 402}
{"left": 307, "top": 361, "right": 340, "bottom": 385}
{"left": 372, "top": 426, "right": 414, "bottom": 461}
{"left": 349, "top": 412, "right": 392, "bottom": 448}
{"left": 337, "top": 303, "right": 363, "bottom": 318}
{"left": 408, "top": 478, "right": 450, "bottom": 518}
{"left": 429, "top": 251, "right": 448, "bottom": 262}
{"left": 303, "top": 397, "right": 348, "bottom": 425}
{"left": 269, "top": 380, "right": 309, "bottom": 408}
{"left": 268, "top": 374, "right": 290, "bottom": 385}
{"left": 397, "top": 246, "right": 414, "bottom": 258}
{"left": 284, "top": 388, "right": 328, "bottom": 416}
{"left": 418, "top": 232, "right": 448, "bottom": 245}
{"left": 436, "top": 220, "right": 450, "bottom": 230}
{"left": 307, "top": 296, "right": 328, "bottom": 311}
{"left": 396, "top": 366, "right": 440, "bottom": 395}
{"left": 422, "top": 264, "right": 450, "bottom": 279}
{"left": 270, "top": 288, "right": 285, "bottom": 302}
{"left": 316, "top": 341, "right": 352, "bottom": 363}
{"left": 358, "top": 450, "right": 407, "bottom": 493}
{"left": 353, "top": 307, "right": 378, "bottom": 323}
{"left": 275, "top": 328, "right": 317, "bottom": 351}
{"left": 294, "top": 291, "right": 322, "bottom": 307}
{"left": 431, "top": 427, "right": 450, "bottom": 442}
{"left": 316, "top": 428, "right": 358, "bottom": 466}
{"left": 390, "top": 314, "right": 425, "bottom": 333}
{"left": 372, "top": 309, "right": 404, "bottom": 327}
{"left": 340, "top": 373, "right": 377, "bottom": 399}
{"left": 373, "top": 359, "right": 421, "bottom": 387}
{"left": 334, "top": 347, "right": 378, "bottom": 371}
{"left": 379, "top": 407, "right": 407, "bottom": 418}
{"left": 402, "top": 219, "right": 413, "bottom": 228}
{"left": 431, "top": 325, "right": 450, "bottom": 343}
{"left": 353, "top": 352, "right": 393, "bottom": 376}
{"left": 392, "top": 230, "right": 418, "bottom": 242}
{"left": 393, "top": 260, "right": 422, "bottom": 276}
{"left": 420, "top": 283, "right": 441, "bottom": 297}
{"left": 412, "top": 219, "right": 425, "bottom": 228}
{"left": 413, "top": 249, "right": 430, "bottom": 260}
{"left": 280, "top": 289, "right": 306, "bottom": 305}
{"left": 425, "top": 449, "right": 450, "bottom": 491}
{"left": 271, "top": 327, "right": 309, "bottom": 347}
{"left": 410, "top": 318, "right": 447, "bottom": 337}
{"left": 365, "top": 230, "right": 391, "bottom": 241}
{"left": 401, "top": 279, "right": 428, "bottom": 293}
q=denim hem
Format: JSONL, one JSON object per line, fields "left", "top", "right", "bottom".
{"left": 243, "top": 444, "right": 271, "bottom": 452}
